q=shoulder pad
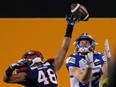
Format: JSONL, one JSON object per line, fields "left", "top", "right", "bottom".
{"left": 94, "top": 51, "right": 102, "bottom": 54}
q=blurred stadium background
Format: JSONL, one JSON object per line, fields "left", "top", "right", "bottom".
{"left": 0, "top": 0, "right": 116, "bottom": 87}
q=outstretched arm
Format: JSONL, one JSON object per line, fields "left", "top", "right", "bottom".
{"left": 3, "top": 72, "right": 27, "bottom": 83}
{"left": 102, "top": 39, "right": 111, "bottom": 77}
{"left": 53, "top": 16, "right": 80, "bottom": 72}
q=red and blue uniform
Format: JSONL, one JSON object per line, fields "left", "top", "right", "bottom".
{"left": 17, "top": 59, "right": 58, "bottom": 87}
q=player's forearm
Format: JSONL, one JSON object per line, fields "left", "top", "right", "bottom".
{"left": 64, "top": 24, "right": 74, "bottom": 38}
{"left": 107, "top": 58, "right": 110, "bottom": 72}
{"left": 3, "top": 73, "right": 10, "bottom": 83}
{"left": 104, "top": 39, "right": 111, "bottom": 76}
{"left": 3, "top": 73, "right": 26, "bottom": 83}
{"left": 3, "top": 66, "right": 15, "bottom": 82}
{"left": 106, "top": 58, "right": 110, "bottom": 76}
{"left": 54, "top": 25, "right": 74, "bottom": 72}
{"left": 103, "top": 61, "right": 110, "bottom": 77}
{"left": 80, "top": 53, "right": 93, "bottom": 84}
{"left": 102, "top": 57, "right": 111, "bottom": 77}
{"left": 61, "top": 37, "right": 70, "bottom": 51}
{"left": 81, "top": 68, "right": 92, "bottom": 84}
{"left": 62, "top": 24, "right": 74, "bottom": 50}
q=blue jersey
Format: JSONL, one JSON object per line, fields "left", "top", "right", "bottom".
{"left": 17, "top": 59, "right": 57, "bottom": 87}
{"left": 66, "top": 52, "right": 106, "bottom": 87}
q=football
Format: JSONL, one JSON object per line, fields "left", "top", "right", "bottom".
{"left": 71, "top": 3, "right": 89, "bottom": 21}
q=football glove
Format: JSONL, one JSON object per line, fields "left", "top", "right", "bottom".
{"left": 10, "top": 59, "right": 29, "bottom": 69}
{"left": 85, "top": 52, "right": 94, "bottom": 68}
{"left": 104, "top": 39, "right": 111, "bottom": 58}
{"left": 66, "top": 14, "right": 80, "bottom": 25}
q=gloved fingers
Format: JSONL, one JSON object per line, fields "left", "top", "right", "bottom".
{"left": 65, "top": 14, "right": 69, "bottom": 22}
{"left": 104, "top": 39, "right": 111, "bottom": 58}
{"left": 104, "top": 39, "right": 110, "bottom": 51}
{"left": 85, "top": 52, "right": 93, "bottom": 63}
{"left": 70, "top": 14, "right": 74, "bottom": 19}
{"left": 87, "top": 52, "right": 93, "bottom": 58}
{"left": 85, "top": 52, "right": 94, "bottom": 68}
{"left": 74, "top": 17, "right": 81, "bottom": 23}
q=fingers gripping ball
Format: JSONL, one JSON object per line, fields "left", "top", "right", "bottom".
{"left": 71, "top": 3, "right": 89, "bottom": 21}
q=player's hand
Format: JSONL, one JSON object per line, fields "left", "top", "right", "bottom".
{"left": 85, "top": 52, "right": 94, "bottom": 68}
{"left": 10, "top": 59, "right": 29, "bottom": 69}
{"left": 65, "top": 14, "right": 80, "bottom": 25}
{"left": 104, "top": 39, "right": 111, "bottom": 58}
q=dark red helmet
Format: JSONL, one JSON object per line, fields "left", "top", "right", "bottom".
{"left": 22, "top": 50, "right": 43, "bottom": 61}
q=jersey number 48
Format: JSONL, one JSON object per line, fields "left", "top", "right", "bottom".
{"left": 38, "top": 68, "right": 57, "bottom": 85}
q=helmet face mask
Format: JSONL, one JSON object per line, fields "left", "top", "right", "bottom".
{"left": 74, "top": 33, "right": 96, "bottom": 54}
{"left": 78, "top": 46, "right": 90, "bottom": 53}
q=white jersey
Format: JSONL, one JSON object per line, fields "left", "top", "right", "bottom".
{"left": 66, "top": 52, "right": 106, "bottom": 87}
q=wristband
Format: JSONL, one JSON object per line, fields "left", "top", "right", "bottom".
{"left": 64, "top": 25, "right": 74, "bottom": 38}
{"left": 5, "top": 66, "right": 15, "bottom": 77}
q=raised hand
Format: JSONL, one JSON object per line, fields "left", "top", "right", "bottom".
{"left": 10, "top": 59, "right": 29, "bottom": 69}
{"left": 104, "top": 39, "right": 111, "bottom": 58}
{"left": 65, "top": 14, "right": 81, "bottom": 25}
{"left": 85, "top": 52, "right": 94, "bottom": 68}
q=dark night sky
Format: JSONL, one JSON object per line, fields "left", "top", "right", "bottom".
{"left": 0, "top": 0, "right": 116, "bottom": 18}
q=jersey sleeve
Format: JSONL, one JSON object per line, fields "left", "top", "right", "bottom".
{"left": 66, "top": 54, "right": 79, "bottom": 68}
{"left": 97, "top": 52, "right": 106, "bottom": 65}
{"left": 45, "top": 58, "right": 55, "bottom": 65}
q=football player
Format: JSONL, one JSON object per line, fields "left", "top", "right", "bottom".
{"left": 3, "top": 15, "right": 81, "bottom": 87}
{"left": 66, "top": 33, "right": 111, "bottom": 87}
